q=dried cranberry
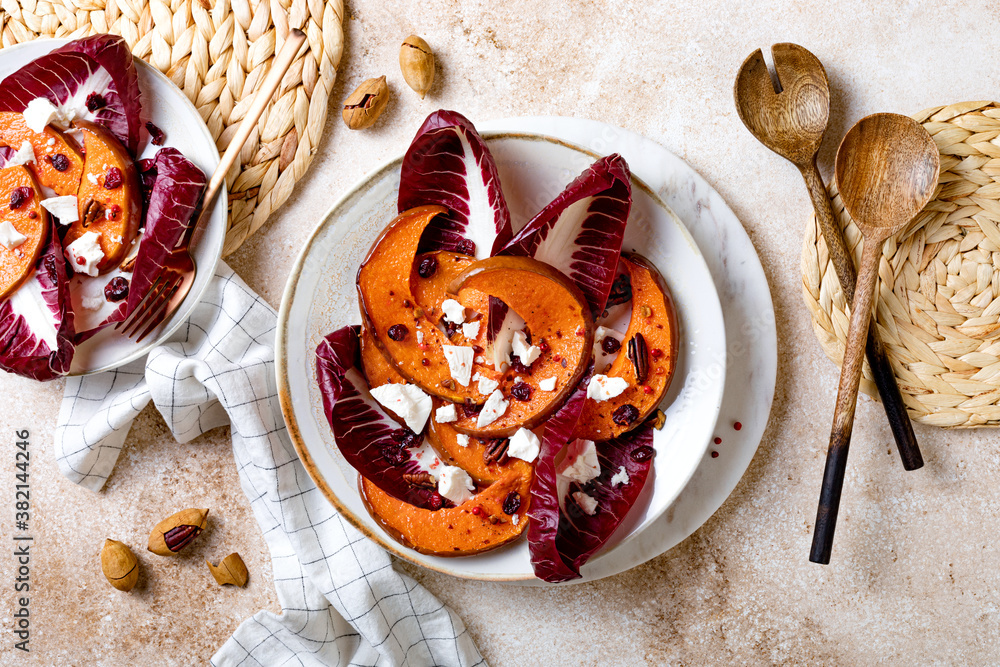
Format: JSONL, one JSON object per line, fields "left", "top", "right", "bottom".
{"left": 502, "top": 491, "right": 521, "bottom": 515}
{"left": 510, "top": 382, "right": 532, "bottom": 402}
{"left": 417, "top": 256, "right": 438, "bottom": 278}
{"left": 612, "top": 404, "right": 640, "bottom": 426}
{"left": 427, "top": 493, "right": 444, "bottom": 510}
{"left": 145, "top": 121, "right": 166, "bottom": 145}
{"left": 456, "top": 239, "right": 476, "bottom": 256}
{"left": 104, "top": 167, "right": 123, "bottom": 189}
{"left": 601, "top": 336, "right": 621, "bottom": 354}
{"left": 509, "top": 358, "right": 532, "bottom": 374}
{"left": 630, "top": 445, "right": 655, "bottom": 462}
{"left": 9, "top": 186, "right": 31, "bottom": 210}
{"left": 43, "top": 256, "right": 57, "bottom": 282}
{"left": 104, "top": 276, "right": 130, "bottom": 302}
{"left": 605, "top": 272, "right": 632, "bottom": 308}
{"left": 390, "top": 428, "right": 420, "bottom": 448}
{"left": 444, "top": 320, "right": 461, "bottom": 337}
{"left": 49, "top": 153, "right": 70, "bottom": 172}
{"left": 86, "top": 92, "right": 107, "bottom": 111}
{"left": 387, "top": 324, "right": 409, "bottom": 341}
{"left": 381, "top": 444, "right": 409, "bottom": 466}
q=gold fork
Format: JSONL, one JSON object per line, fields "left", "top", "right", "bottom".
{"left": 118, "top": 28, "right": 307, "bottom": 343}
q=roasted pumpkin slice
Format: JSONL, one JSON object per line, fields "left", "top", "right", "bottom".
{"left": 427, "top": 417, "right": 535, "bottom": 484}
{"left": 361, "top": 325, "right": 407, "bottom": 386}
{"left": 0, "top": 112, "right": 84, "bottom": 196}
{"left": 446, "top": 255, "right": 595, "bottom": 438}
{"left": 0, "top": 166, "right": 49, "bottom": 299}
{"left": 573, "top": 253, "right": 679, "bottom": 441}
{"left": 62, "top": 121, "right": 141, "bottom": 274}
{"left": 360, "top": 468, "right": 532, "bottom": 557}
{"left": 411, "top": 250, "right": 474, "bottom": 325}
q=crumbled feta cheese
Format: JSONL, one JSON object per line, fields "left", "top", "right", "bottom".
{"left": 45, "top": 138, "right": 55, "bottom": 147}
{"left": 369, "top": 382, "right": 432, "bottom": 433}
{"left": 40, "top": 195, "right": 79, "bottom": 224}
{"left": 610, "top": 466, "right": 630, "bottom": 487}
{"left": 587, "top": 374, "right": 629, "bottom": 402}
{"left": 476, "top": 389, "right": 508, "bottom": 428}
{"left": 435, "top": 403, "right": 458, "bottom": 424}
{"left": 0, "top": 221, "right": 27, "bottom": 250}
{"left": 22, "top": 98, "right": 61, "bottom": 133}
{"left": 473, "top": 372, "right": 499, "bottom": 395}
{"left": 455, "top": 433, "right": 470, "bottom": 448}
{"left": 64, "top": 231, "right": 104, "bottom": 277}
{"left": 437, "top": 465, "right": 475, "bottom": 505}
{"left": 512, "top": 513, "right": 520, "bottom": 526}
{"left": 462, "top": 321, "right": 480, "bottom": 339}
{"left": 507, "top": 428, "right": 540, "bottom": 463}
{"left": 572, "top": 491, "right": 599, "bottom": 516}
{"left": 442, "top": 345, "right": 474, "bottom": 387}
{"left": 6, "top": 140, "right": 35, "bottom": 167}
{"left": 441, "top": 298, "right": 466, "bottom": 324}
{"left": 512, "top": 330, "right": 541, "bottom": 366}
{"left": 474, "top": 355, "right": 486, "bottom": 364}
{"left": 539, "top": 376, "right": 557, "bottom": 392}
{"left": 416, "top": 330, "right": 424, "bottom": 344}
{"left": 81, "top": 295, "right": 105, "bottom": 311}
{"left": 86, "top": 173, "right": 100, "bottom": 186}
{"left": 557, "top": 439, "right": 600, "bottom": 484}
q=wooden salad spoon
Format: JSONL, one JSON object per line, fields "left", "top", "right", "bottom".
{"left": 810, "top": 113, "right": 939, "bottom": 564}
{"left": 734, "top": 43, "right": 923, "bottom": 472}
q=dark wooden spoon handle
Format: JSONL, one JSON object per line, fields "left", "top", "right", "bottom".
{"left": 802, "top": 162, "right": 923, "bottom": 471}
{"left": 811, "top": 239, "right": 882, "bottom": 564}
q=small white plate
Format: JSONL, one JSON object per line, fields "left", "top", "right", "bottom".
{"left": 0, "top": 40, "right": 225, "bottom": 376}
{"left": 277, "top": 131, "right": 728, "bottom": 582}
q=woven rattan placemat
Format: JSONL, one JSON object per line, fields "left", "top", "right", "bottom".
{"left": 803, "top": 101, "right": 1000, "bottom": 427}
{"left": 1, "top": 0, "right": 344, "bottom": 257}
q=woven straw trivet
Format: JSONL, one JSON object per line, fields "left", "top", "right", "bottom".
{"left": 0, "top": 0, "right": 344, "bottom": 257}
{"left": 803, "top": 101, "right": 1000, "bottom": 428}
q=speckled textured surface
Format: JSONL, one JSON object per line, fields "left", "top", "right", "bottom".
{"left": 3, "top": 1, "right": 1000, "bottom": 664}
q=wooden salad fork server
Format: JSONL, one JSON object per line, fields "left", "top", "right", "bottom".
{"left": 734, "top": 43, "right": 924, "bottom": 472}
{"left": 810, "top": 113, "right": 939, "bottom": 564}
{"left": 119, "top": 28, "right": 307, "bottom": 342}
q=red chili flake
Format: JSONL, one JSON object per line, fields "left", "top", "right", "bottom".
{"left": 145, "top": 121, "right": 166, "bottom": 145}
{"left": 418, "top": 343, "right": 429, "bottom": 351}
{"left": 552, "top": 354, "right": 561, "bottom": 362}
{"left": 575, "top": 328, "right": 585, "bottom": 336}
{"left": 417, "top": 256, "right": 438, "bottom": 278}
{"left": 713, "top": 437, "right": 722, "bottom": 445}
{"left": 734, "top": 421, "right": 743, "bottom": 431}
{"left": 601, "top": 336, "right": 621, "bottom": 354}
{"left": 387, "top": 324, "right": 409, "bottom": 341}
{"left": 104, "top": 276, "right": 130, "bottom": 302}
{"left": 421, "top": 358, "right": 429, "bottom": 366}
{"left": 538, "top": 339, "right": 550, "bottom": 354}
{"left": 49, "top": 153, "right": 70, "bottom": 172}
{"left": 104, "top": 166, "right": 123, "bottom": 189}
{"left": 9, "top": 187, "right": 30, "bottom": 210}
{"left": 642, "top": 385, "right": 653, "bottom": 394}
{"left": 711, "top": 451, "right": 719, "bottom": 458}
{"left": 109, "top": 204, "right": 121, "bottom": 220}
{"left": 650, "top": 348, "right": 664, "bottom": 359}
{"left": 471, "top": 506, "right": 483, "bottom": 516}
{"left": 86, "top": 92, "right": 107, "bottom": 111}
{"left": 28, "top": 211, "right": 37, "bottom": 219}
{"left": 76, "top": 256, "right": 86, "bottom": 266}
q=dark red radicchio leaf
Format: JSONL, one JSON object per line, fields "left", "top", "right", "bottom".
{"left": 499, "top": 154, "right": 632, "bottom": 316}
{"left": 124, "top": 148, "right": 206, "bottom": 316}
{"left": 0, "top": 146, "right": 13, "bottom": 167}
{"left": 0, "top": 222, "right": 76, "bottom": 380}
{"left": 0, "top": 34, "right": 143, "bottom": 156}
{"left": 398, "top": 110, "right": 512, "bottom": 259}
{"left": 315, "top": 325, "right": 450, "bottom": 509}
{"left": 555, "top": 425, "right": 654, "bottom": 573}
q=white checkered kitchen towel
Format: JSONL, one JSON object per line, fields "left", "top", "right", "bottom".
{"left": 54, "top": 263, "right": 485, "bottom": 667}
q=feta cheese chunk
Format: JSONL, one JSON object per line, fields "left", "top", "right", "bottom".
{"left": 507, "top": 428, "right": 540, "bottom": 463}
{"left": 435, "top": 403, "right": 458, "bottom": 424}
{"left": 539, "top": 376, "right": 557, "bottom": 392}
{"left": 22, "top": 98, "right": 62, "bottom": 133}
{"left": 437, "top": 465, "right": 475, "bottom": 505}
{"left": 441, "top": 298, "right": 466, "bottom": 324}
{"left": 610, "top": 465, "right": 630, "bottom": 487}
{"left": 442, "top": 345, "right": 474, "bottom": 387}
{"left": 369, "top": 382, "right": 432, "bottom": 434}
{"left": 40, "top": 195, "right": 79, "bottom": 224}
{"left": 64, "top": 231, "right": 104, "bottom": 277}
{"left": 456, "top": 433, "right": 470, "bottom": 448}
{"left": 587, "top": 374, "right": 629, "bottom": 402}
{"left": 476, "top": 389, "right": 508, "bottom": 428}
{"left": 572, "top": 491, "right": 598, "bottom": 516}
{"left": 0, "top": 221, "right": 27, "bottom": 250}
{"left": 473, "top": 372, "right": 499, "bottom": 395}
{"left": 416, "top": 330, "right": 424, "bottom": 344}
{"left": 462, "top": 320, "right": 480, "bottom": 339}
{"left": 512, "top": 513, "right": 520, "bottom": 526}
{"left": 512, "top": 330, "right": 541, "bottom": 366}
{"left": 5, "top": 141, "right": 35, "bottom": 167}
{"left": 557, "top": 438, "right": 600, "bottom": 484}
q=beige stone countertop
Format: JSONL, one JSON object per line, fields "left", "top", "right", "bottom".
{"left": 3, "top": 1, "right": 1000, "bottom": 664}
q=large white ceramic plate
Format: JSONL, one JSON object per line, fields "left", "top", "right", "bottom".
{"left": 0, "top": 40, "right": 225, "bottom": 376}
{"left": 277, "top": 131, "right": 727, "bottom": 582}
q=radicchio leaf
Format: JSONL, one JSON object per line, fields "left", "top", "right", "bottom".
{"left": 316, "top": 325, "right": 447, "bottom": 509}
{"left": 125, "top": 148, "right": 206, "bottom": 316}
{"left": 500, "top": 154, "right": 632, "bottom": 315}
{"left": 485, "top": 295, "right": 525, "bottom": 372}
{"left": 0, "top": 34, "right": 142, "bottom": 155}
{"left": 398, "top": 110, "right": 512, "bottom": 259}
{"left": 0, "top": 146, "right": 12, "bottom": 167}
{"left": 555, "top": 426, "right": 654, "bottom": 572}
{"left": 0, "top": 222, "right": 75, "bottom": 380}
